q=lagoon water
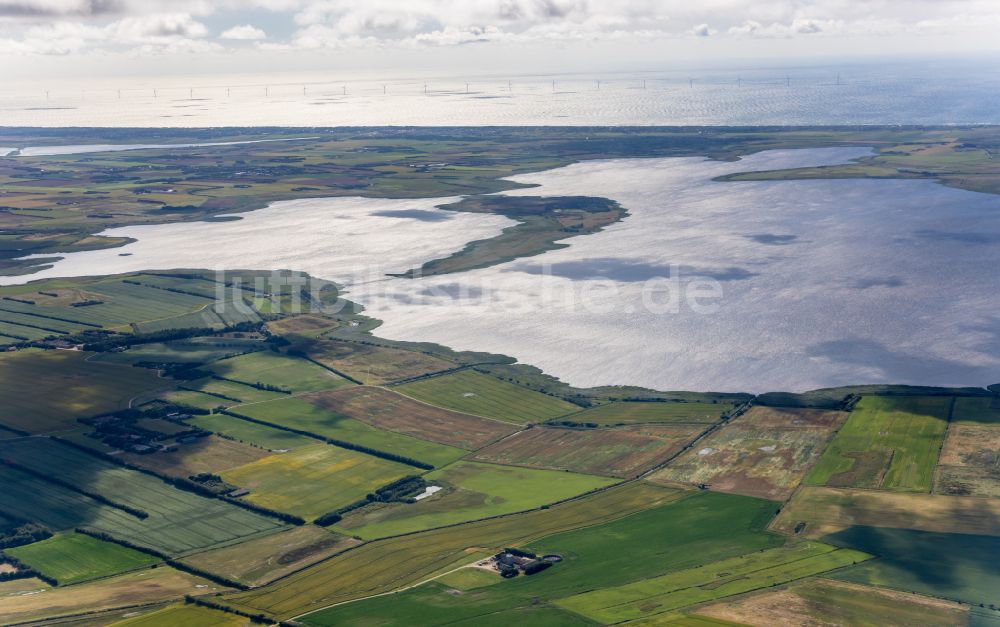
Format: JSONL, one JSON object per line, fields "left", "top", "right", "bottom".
{"left": 7, "top": 146, "right": 1000, "bottom": 392}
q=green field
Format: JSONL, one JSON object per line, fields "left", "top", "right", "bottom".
{"left": 0, "top": 349, "right": 167, "bottom": 433}
{"left": 298, "top": 491, "right": 783, "bottom": 626}
{"left": 828, "top": 526, "right": 1000, "bottom": 606}
{"left": 396, "top": 370, "right": 579, "bottom": 423}
{"left": 109, "top": 603, "right": 251, "bottom": 627}
{"left": 7, "top": 532, "right": 159, "bottom": 585}
{"left": 953, "top": 395, "right": 1000, "bottom": 424}
{"left": 234, "top": 397, "right": 466, "bottom": 467}
{"left": 206, "top": 350, "right": 350, "bottom": 393}
{"left": 559, "top": 401, "right": 734, "bottom": 425}
{"left": 0, "top": 438, "right": 282, "bottom": 555}
{"left": 805, "top": 396, "right": 951, "bottom": 491}
{"left": 556, "top": 542, "right": 869, "bottom": 623}
{"left": 183, "top": 377, "right": 289, "bottom": 404}
{"left": 221, "top": 444, "right": 414, "bottom": 520}
{"left": 334, "top": 460, "right": 616, "bottom": 539}
{"left": 89, "top": 337, "right": 267, "bottom": 366}
{"left": 186, "top": 412, "right": 316, "bottom": 451}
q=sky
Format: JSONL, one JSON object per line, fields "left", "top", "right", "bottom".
{"left": 1, "top": 1, "right": 1000, "bottom": 81}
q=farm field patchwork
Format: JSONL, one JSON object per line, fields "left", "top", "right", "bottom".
{"left": 649, "top": 406, "right": 846, "bottom": 499}
{"left": 220, "top": 444, "right": 414, "bottom": 520}
{"left": 332, "top": 460, "right": 616, "bottom": 539}
{"left": 296, "top": 338, "right": 454, "bottom": 384}
{"left": 305, "top": 386, "right": 518, "bottom": 449}
{"left": 206, "top": 350, "right": 350, "bottom": 393}
{"left": 555, "top": 542, "right": 870, "bottom": 623}
{"left": 770, "top": 486, "right": 1000, "bottom": 539}
{"left": 934, "top": 423, "right": 1000, "bottom": 497}
{"left": 180, "top": 525, "right": 361, "bottom": 587}
{"left": 694, "top": 577, "right": 970, "bottom": 627}
{"left": 561, "top": 400, "right": 735, "bottom": 425}
{"left": 0, "top": 349, "right": 167, "bottom": 434}
{"left": 804, "top": 395, "right": 951, "bottom": 491}
{"left": 471, "top": 424, "right": 701, "bottom": 478}
{"left": 293, "top": 491, "right": 783, "bottom": 626}
{"left": 0, "top": 567, "right": 229, "bottom": 625}
{"left": 6, "top": 531, "right": 159, "bottom": 585}
{"left": 0, "top": 438, "right": 283, "bottom": 555}
{"left": 232, "top": 397, "right": 466, "bottom": 467}
{"left": 396, "top": 369, "right": 580, "bottom": 424}
{"left": 224, "top": 481, "right": 685, "bottom": 618}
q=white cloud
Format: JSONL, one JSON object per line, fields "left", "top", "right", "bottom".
{"left": 692, "top": 23, "right": 713, "bottom": 37}
{"left": 3, "top": 1, "right": 1000, "bottom": 57}
{"left": 220, "top": 23, "right": 266, "bottom": 40}
{"left": 0, "top": 11, "right": 212, "bottom": 54}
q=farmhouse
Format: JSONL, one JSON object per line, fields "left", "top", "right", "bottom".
{"left": 489, "top": 549, "right": 561, "bottom": 578}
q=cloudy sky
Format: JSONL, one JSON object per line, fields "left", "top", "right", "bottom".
{"left": 1, "top": 1, "right": 999, "bottom": 79}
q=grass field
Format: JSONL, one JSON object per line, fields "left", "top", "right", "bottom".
{"left": 334, "top": 460, "right": 616, "bottom": 539}
{"left": 306, "top": 386, "right": 518, "bottom": 449}
{"left": 435, "top": 567, "right": 504, "bottom": 590}
{"left": 770, "top": 486, "right": 1000, "bottom": 539}
{"left": 293, "top": 491, "right": 783, "bottom": 626}
{"left": 805, "top": 396, "right": 951, "bottom": 491}
{"left": 556, "top": 542, "right": 869, "bottom": 623}
{"left": 224, "top": 482, "right": 684, "bottom": 618}
{"left": 158, "top": 389, "right": 233, "bottom": 411}
{"left": 6, "top": 532, "right": 159, "bottom": 585}
{"left": 934, "top": 423, "right": 1000, "bottom": 497}
{"left": 221, "top": 444, "right": 414, "bottom": 520}
{"left": 120, "top": 434, "right": 270, "bottom": 478}
{"left": 695, "top": 578, "right": 969, "bottom": 627}
{"left": 0, "top": 438, "right": 283, "bottom": 555}
{"left": 0, "top": 567, "right": 229, "bottom": 625}
{"left": 206, "top": 351, "right": 350, "bottom": 393}
{"left": 186, "top": 413, "right": 315, "bottom": 451}
{"left": 0, "top": 349, "right": 167, "bottom": 433}
{"left": 563, "top": 401, "right": 735, "bottom": 425}
{"left": 180, "top": 526, "right": 361, "bottom": 587}
{"left": 953, "top": 396, "right": 1000, "bottom": 424}
{"left": 396, "top": 370, "right": 579, "bottom": 424}
{"left": 829, "top": 526, "right": 1000, "bottom": 606}
{"left": 471, "top": 424, "right": 698, "bottom": 478}
{"left": 650, "top": 407, "right": 846, "bottom": 499}
{"left": 232, "top": 397, "right": 466, "bottom": 467}
{"left": 297, "top": 338, "right": 454, "bottom": 384}
{"left": 183, "top": 377, "right": 289, "bottom": 405}
{"left": 110, "top": 603, "right": 252, "bottom": 627}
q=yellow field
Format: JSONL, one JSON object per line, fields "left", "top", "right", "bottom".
{"left": 220, "top": 444, "right": 413, "bottom": 519}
